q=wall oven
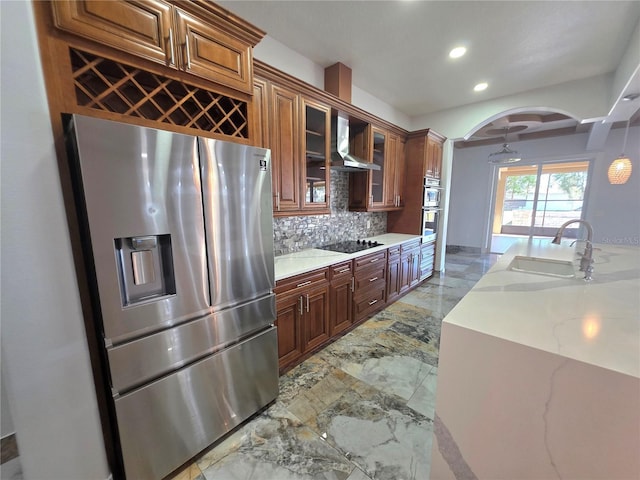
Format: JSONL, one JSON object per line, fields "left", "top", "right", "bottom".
{"left": 422, "top": 175, "right": 441, "bottom": 242}
{"left": 423, "top": 184, "right": 442, "bottom": 207}
{"left": 422, "top": 207, "right": 440, "bottom": 242}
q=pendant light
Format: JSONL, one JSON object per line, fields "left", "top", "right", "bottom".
{"left": 608, "top": 119, "right": 633, "bottom": 185}
{"left": 488, "top": 127, "right": 522, "bottom": 164}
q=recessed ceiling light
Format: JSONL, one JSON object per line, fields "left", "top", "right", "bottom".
{"left": 449, "top": 47, "right": 467, "bottom": 59}
{"left": 474, "top": 82, "right": 488, "bottom": 92}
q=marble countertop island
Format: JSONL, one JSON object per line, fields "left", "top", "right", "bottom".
{"left": 274, "top": 233, "right": 420, "bottom": 281}
{"left": 430, "top": 239, "right": 640, "bottom": 479}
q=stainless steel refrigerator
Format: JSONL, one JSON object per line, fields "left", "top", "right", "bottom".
{"left": 66, "top": 115, "right": 278, "bottom": 479}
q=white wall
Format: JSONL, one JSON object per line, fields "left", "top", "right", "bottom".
{"left": 254, "top": 35, "right": 411, "bottom": 129}
{"left": 0, "top": 2, "right": 110, "bottom": 479}
{"left": 447, "top": 126, "right": 640, "bottom": 250}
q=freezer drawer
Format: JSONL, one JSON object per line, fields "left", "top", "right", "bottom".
{"left": 108, "top": 294, "right": 276, "bottom": 393}
{"left": 114, "top": 327, "right": 278, "bottom": 480}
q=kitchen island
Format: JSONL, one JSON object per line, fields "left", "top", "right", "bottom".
{"left": 430, "top": 239, "right": 640, "bottom": 480}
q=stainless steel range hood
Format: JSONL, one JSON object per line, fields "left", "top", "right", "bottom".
{"left": 330, "top": 113, "right": 380, "bottom": 172}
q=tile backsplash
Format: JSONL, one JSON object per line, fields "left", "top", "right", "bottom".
{"left": 273, "top": 171, "right": 387, "bottom": 255}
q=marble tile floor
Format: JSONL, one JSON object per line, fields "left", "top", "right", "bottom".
{"left": 168, "top": 252, "right": 499, "bottom": 480}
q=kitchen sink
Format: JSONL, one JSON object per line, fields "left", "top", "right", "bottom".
{"left": 508, "top": 255, "right": 576, "bottom": 278}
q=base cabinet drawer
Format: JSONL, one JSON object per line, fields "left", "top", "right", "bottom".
{"left": 354, "top": 285, "right": 386, "bottom": 322}
{"left": 354, "top": 250, "right": 387, "bottom": 271}
{"left": 354, "top": 264, "right": 387, "bottom": 291}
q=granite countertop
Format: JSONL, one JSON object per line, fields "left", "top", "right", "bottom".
{"left": 444, "top": 238, "right": 640, "bottom": 378}
{"left": 274, "top": 233, "right": 421, "bottom": 281}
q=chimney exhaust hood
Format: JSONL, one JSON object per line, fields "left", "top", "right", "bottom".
{"left": 330, "top": 113, "right": 380, "bottom": 172}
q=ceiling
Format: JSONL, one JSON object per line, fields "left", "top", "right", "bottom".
{"left": 218, "top": 1, "right": 640, "bottom": 146}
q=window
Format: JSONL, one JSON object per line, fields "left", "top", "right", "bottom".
{"left": 491, "top": 161, "right": 590, "bottom": 253}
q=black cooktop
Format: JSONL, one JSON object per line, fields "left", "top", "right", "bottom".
{"left": 318, "top": 240, "right": 384, "bottom": 254}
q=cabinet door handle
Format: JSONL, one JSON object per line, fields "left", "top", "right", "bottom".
{"left": 168, "top": 28, "right": 174, "bottom": 66}
{"left": 184, "top": 34, "right": 191, "bottom": 69}
{"left": 337, "top": 268, "right": 350, "bottom": 274}
{"left": 306, "top": 293, "right": 310, "bottom": 313}
{"left": 296, "top": 280, "right": 312, "bottom": 288}
{"left": 369, "top": 276, "right": 378, "bottom": 282}
{"left": 368, "top": 299, "right": 378, "bottom": 306}
{"left": 351, "top": 277, "right": 355, "bottom": 292}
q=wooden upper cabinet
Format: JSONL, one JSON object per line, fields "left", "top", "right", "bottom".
{"left": 252, "top": 78, "right": 269, "bottom": 149}
{"left": 261, "top": 76, "right": 331, "bottom": 217}
{"left": 387, "top": 129, "right": 445, "bottom": 235}
{"left": 349, "top": 125, "right": 404, "bottom": 212}
{"left": 394, "top": 137, "right": 406, "bottom": 207}
{"left": 51, "top": 0, "right": 173, "bottom": 64}
{"left": 50, "top": 0, "right": 259, "bottom": 94}
{"left": 425, "top": 134, "right": 444, "bottom": 179}
{"left": 384, "top": 132, "right": 406, "bottom": 208}
{"left": 270, "top": 83, "right": 300, "bottom": 213}
{"left": 370, "top": 126, "right": 387, "bottom": 209}
{"left": 174, "top": 8, "right": 252, "bottom": 93}
{"left": 301, "top": 98, "right": 331, "bottom": 212}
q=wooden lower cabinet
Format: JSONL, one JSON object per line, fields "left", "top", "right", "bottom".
{"left": 329, "top": 261, "right": 354, "bottom": 336}
{"left": 303, "top": 283, "right": 331, "bottom": 352}
{"left": 274, "top": 292, "right": 304, "bottom": 369}
{"left": 276, "top": 242, "right": 426, "bottom": 372}
{"left": 400, "top": 240, "right": 421, "bottom": 294}
{"left": 386, "top": 244, "right": 402, "bottom": 303}
{"left": 274, "top": 268, "right": 329, "bottom": 371}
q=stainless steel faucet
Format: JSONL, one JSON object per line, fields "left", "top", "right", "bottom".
{"left": 551, "top": 219, "right": 594, "bottom": 280}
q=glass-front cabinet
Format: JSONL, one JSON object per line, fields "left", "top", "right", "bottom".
{"left": 370, "top": 127, "right": 386, "bottom": 207}
{"left": 302, "top": 98, "right": 330, "bottom": 211}
{"left": 349, "top": 124, "right": 403, "bottom": 212}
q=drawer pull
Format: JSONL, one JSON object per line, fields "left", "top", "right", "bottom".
{"left": 369, "top": 276, "right": 378, "bottom": 282}
{"left": 296, "top": 280, "right": 312, "bottom": 288}
{"left": 368, "top": 299, "right": 378, "bottom": 306}
{"left": 370, "top": 258, "right": 380, "bottom": 263}
{"left": 337, "top": 268, "right": 350, "bottom": 274}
